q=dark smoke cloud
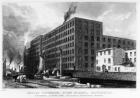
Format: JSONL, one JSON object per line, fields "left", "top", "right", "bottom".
{"left": 64, "top": 2, "right": 77, "bottom": 22}
{"left": 2, "top": 4, "right": 33, "bottom": 68}
{"left": 3, "top": 3, "right": 50, "bottom": 69}
{"left": 3, "top": 30, "right": 21, "bottom": 66}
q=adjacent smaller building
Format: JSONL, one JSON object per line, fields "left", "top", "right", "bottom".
{"left": 96, "top": 48, "right": 136, "bottom": 72}
{"left": 125, "top": 49, "right": 136, "bottom": 66}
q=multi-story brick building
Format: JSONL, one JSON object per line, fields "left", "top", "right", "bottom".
{"left": 29, "top": 17, "right": 136, "bottom": 75}
{"left": 41, "top": 17, "right": 103, "bottom": 74}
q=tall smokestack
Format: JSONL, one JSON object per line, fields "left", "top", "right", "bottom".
{"left": 64, "top": 3, "right": 77, "bottom": 23}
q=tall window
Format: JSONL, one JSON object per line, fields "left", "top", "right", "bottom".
{"left": 108, "top": 50, "right": 111, "bottom": 55}
{"left": 100, "top": 51, "right": 102, "bottom": 56}
{"left": 130, "top": 52, "right": 132, "bottom": 56}
{"left": 102, "top": 44, "right": 106, "bottom": 48}
{"left": 97, "top": 37, "right": 100, "bottom": 41}
{"left": 85, "top": 56, "right": 88, "bottom": 61}
{"left": 108, "top": 58, "right": 111, "bottom": 63}
{"left": 97, "top": 43, "right": 100, "bottom": 49}
{"left": 85, "top": 42, "right": 88, "bottom": 47}
{"left": 91, "top": 49, "right": 94, "bottom": 55}
{"left": 91, "top": 43, "right": 94, "bottom": 48}
{"left": 84, "top": 49, "right": 88, "bottom": 54}
{"left": 96, "top": 60, "right": 98, "bottom": 64}
{"left": 85, "top": 63, "right": 88, "bottom": 68}
{"left": 115, "top": 67, "right": 117, "bottom": 71}
{"left": 134, "top": 52, "right": 136, "bottom": 56}
{"left": 104, "top": 58, "right": 106, "bottom": 63}
{"left": 134, "top": 58, "right": 136, "bottom": 63}
{"left": 91, "top": 36, "right": 94, "bottom": 41}
{"left": 84, "top": 36, "right": 88, "bottom": 40}
{"left": 108, "top": 66, "right": 111, "bottom": 70}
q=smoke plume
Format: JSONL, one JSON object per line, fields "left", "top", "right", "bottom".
{"left": 2, "top": 3, "right": 32, "bottom": 70}
{"left": 64, "top": 3, "right": 77, "bottom": 22}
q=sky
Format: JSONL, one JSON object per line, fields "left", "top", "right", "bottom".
{"left": 3, "top": 2, "right": 136, "bottom": 49}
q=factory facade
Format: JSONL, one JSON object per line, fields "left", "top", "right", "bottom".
{"left": 29, "top": 17, "right": 136, "bottom": 75}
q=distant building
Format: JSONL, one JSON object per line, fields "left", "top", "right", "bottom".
{"left": 29, "top": 35, "right": 43, "bottom": 74}
{"left": 29, "top": 17, "right": 136, "bottom": 75}
{"left": 101, "top": 35, "right": 136, "bottom": 50}
{"left": 96, "top": 48, "right": 136, "bottom": 72}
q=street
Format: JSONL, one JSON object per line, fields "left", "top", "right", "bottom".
{"left": 3, "top": 77, "right": 89, "bottom": 88}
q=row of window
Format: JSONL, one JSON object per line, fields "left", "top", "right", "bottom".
{"left": 44, "top": 20, "right": 75, "bottom": 39}
{"left": 84, "top": 36, "right": 100, "bottom": 42}
{"left": 97, "top": 50, "right": 111, "bottom": 56}
{"left": 62, "top": 56, "right": 75, "bottom": 62}
{"left": 84, "top": 56, "right": 95, "bottom": 61}
{"left": 84, "top": 42, "right": 100, "bottom": 48}
{"left": 45, "top": 28, "right": 75, "bottom": 44}
{"left": 96, "top": 58, "right": 111, "bottom": 64}
{"left": 46, "top": 42, "right": 74, "bottom": 54}
{"left": 62, "top": 49, "right": 74, "bottom": 55}
{"left": 62, "top": 63, "right": 74, "bottom": 69}
{"left": 45, "top": 35, "right": 74, "bottom": 49}
{"left": 126, "top": 51, "right": 136, "bottom": 56}
{"left": 47, "top": 48, "right": 74, "bottom": 59}
{"left": 102, "top": 37, "right": 135, "bottom": 46}
{"left": 84, "top": 49, "right": 95, "bottom": 55}
{"left": 96, "top": 66, "right": 120, "bottom": 71}
{"left": 122, "top": 58, "right": 136, "bottom": 63}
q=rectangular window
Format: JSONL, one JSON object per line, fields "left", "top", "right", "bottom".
{"left": 85, "top": 63, "right": 88, "bottom": 68}
{"left": 104, "top": 58, "right": 106, "bottom": 63}
{"left": 108, "top": 58, "right": 111, "bottom": 63}
{"left": 91, "top": 57, "right": 94, "bottom": 61}
{"left": 130, "top": 58, "right": 132, "bottom": 61}
{"left": 97, "top": 37, "right": 100, "bottom": 41}
{"left": 104, "top": 51, "right": 106, "bottom": 55}
{"left": 97, "top": 43, "right": 100, "bottom": 49}
{"left": 134, "top": 58, "right": 136, "bottom": 63}
{"left": 113, "top": 39, "right": 116, "bottom": 43}
{"left": 100, "top": 51, "right": 102, "bottom": 56}
{"left": 108, "top": 66, "right": 111, "bottom": 70}
{"left": 115, "top": 67, "right": 117, "bottom": 71}
{"left": 91, "top": 36, "right": 94, "bottom": 41}
{"left": 108, "top": 38, "right": 111, "bottom": 42}
{"left": 91, "top": 43, "right": 94, "bottom": 47}
{"left": 118, "top": 67, "right": 120, "bottom": 72}
{"left": 84, "top": 36, "right": 88, "bottom": 40}
{"left": 108, "top": 50, "right": 111, "bottom": 55}
{"left": 130, "top": 52, "right": 132, "bottom": 56}
{"left": 85, "top": 56, "right": 88, "bottom": 61}
{"left": 102, "top": 44, "right": 106, "bottom": 48}
{"left": 108, "top": 44, "right": 111, "bottom": 48}
{"left": 84, "top": 49, "right": 88, "bottom": 54}
{"left": 85, "top": 42, "right": 88, "bottom": 47}
{"left": 91, "top": 49, "right": 94, "bottom": 55}
{"left": 102, "top": 37, "right": 106, "bottom": 42}
{"left": 96, "top": 60, "right": 98, "bottom": 64}
{"left": 134, "top": 52, "right": 136, "bottom": 56}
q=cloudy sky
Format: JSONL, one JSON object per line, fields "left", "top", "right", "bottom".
{"left": 3, "top": 2, "right": 136, "bottom": 49}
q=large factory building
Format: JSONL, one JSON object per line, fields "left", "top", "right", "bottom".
{"left": 29, "top": 17, "right": 136, "bottom": 75}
